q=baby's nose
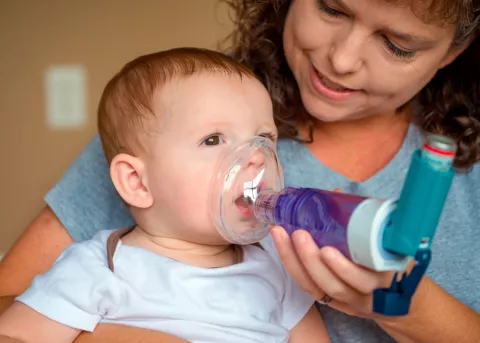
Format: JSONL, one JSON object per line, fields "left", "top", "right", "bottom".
{"left": 247, "top": 150, "right": 265, "bottom": 168}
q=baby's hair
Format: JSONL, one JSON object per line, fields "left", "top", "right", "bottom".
{"left": 98, "top": 47, "right": 257, "bottom": 163}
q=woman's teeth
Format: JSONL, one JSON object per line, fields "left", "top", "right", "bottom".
{"left": 316, "top": 71, "right": 350, "bottom": 91}
{"left": 322, "top": 77, "right": 348, "bottom": 91}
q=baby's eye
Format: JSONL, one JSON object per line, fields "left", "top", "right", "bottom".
{"left": 202, "top": 135, "right": 224, "bottom": 146}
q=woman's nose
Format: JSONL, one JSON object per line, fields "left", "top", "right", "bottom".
{"left": 328, "top": 28, "right": 364, "bottom": 75}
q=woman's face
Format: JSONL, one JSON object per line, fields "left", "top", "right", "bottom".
{"left": 283, "top": 0, "right": 460, "bottom": 122}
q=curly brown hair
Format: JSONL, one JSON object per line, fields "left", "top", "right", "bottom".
{"left": 220, "top": 0, "right": 480, "bottom": 168}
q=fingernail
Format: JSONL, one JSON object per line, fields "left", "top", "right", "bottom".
{"left": 272, "top": 228, "right": 284, "bottom": 243}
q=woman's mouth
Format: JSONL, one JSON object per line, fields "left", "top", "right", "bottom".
{"left": 309, "top": 66, "right": 359, "bottom": 101}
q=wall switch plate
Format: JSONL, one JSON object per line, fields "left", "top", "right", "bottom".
{"left": 45, "top": 65, "right": 87, "bottom": 130}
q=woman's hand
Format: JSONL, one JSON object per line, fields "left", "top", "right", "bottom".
{"left": 271, "top": 226, "right": 399, "bottom": 319}
{"left": 271, "top": 226, "right": 480, "bottom": 343}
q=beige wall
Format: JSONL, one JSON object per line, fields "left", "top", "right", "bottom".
{"left": 0, "top": 0, "right": 232, "bottom": 252}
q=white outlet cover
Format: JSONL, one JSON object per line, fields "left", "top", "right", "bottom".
{"left": 45, "top": 65, "right": 87, "bottom": 129}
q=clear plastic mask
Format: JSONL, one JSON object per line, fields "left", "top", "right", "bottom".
{"left": 210, "top": 136, "right": 284, "bottom": 244}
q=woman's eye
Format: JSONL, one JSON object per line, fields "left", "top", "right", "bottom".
{"left": 201, "top": 135, "right": 224, "bottom": 146}
{"left": 316, "top": 0, "right": 345, "bottom": 17}
{"left": 382, "top": 36, "right": 417, "bottom": 60}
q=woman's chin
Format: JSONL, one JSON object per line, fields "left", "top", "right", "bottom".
{"left": 299, "top": 95, "right": 352, "bottom": 123}
{"left": 301, "top": 98, "right": 371, "bottom": 124}
{"left": 305, "top": 106, "right": 358, "bottom": 123}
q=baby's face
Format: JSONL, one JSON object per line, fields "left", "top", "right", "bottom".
{"left": 143, "top": 73, "right": 276, "bottom": 245}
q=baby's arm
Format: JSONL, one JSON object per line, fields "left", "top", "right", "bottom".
{"left": 0, "top": 234, "right": 124, "bottom": 343}
{"left": 74, "top": 323, "right": 191, "bottom": 343}
{"left": 0, "top": 301, "right": 80, "bottom": 343}
{"left": 288, "top": 305, "right": 331, "bottom": 343}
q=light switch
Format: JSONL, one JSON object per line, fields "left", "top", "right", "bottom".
{"left": 45, "top": 65, "right": 87, "bottom": 129}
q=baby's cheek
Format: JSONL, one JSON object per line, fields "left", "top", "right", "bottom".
{"left": 177, "top": 186, "right": 210, "bottom": 219}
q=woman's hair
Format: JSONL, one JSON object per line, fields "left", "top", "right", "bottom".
{"left": 221, "top": 0, "right": 480, "bottom": 168}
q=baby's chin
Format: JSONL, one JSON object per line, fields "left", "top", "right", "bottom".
{"left": 180, "top": 227, "right": 233, "bottom": 246}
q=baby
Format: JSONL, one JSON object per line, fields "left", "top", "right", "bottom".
{"left": 0, "top": 48, "right": 330, "bottom": 343}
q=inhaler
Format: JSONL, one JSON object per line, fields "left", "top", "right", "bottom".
{"left": 209, "top": 135, "right": 457, "bottom": 315}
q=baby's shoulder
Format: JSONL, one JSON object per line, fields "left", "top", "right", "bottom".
{"left": 58, "top": 229, "right": 116, "bottom": 267}
{"left": 242, "top": 237, "right": 287, "bottom": 278}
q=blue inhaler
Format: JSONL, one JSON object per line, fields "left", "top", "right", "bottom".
{"left": 373, "top": 134, "right": 456, "bottom": 315}
{"left": 210, "top": 135, "right": 457, "bottom": 316}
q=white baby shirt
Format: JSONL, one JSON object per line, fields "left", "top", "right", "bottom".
{"left": 17, "top": 230, "right": 315, "bottom": 343}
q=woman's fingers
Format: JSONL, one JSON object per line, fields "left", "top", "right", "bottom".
{"left": 318, "top": 247, "right": 393, "bottom": 294}
{"left": 272, "top": 225, "right": 396, "bottom": 316}
{"left": 291, "top": 230, "right": 364, "bottom": 305}
{"left": 271, "top": 227, "right": 324, "bottom": 300}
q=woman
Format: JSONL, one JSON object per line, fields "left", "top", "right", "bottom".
{"left": 1, "top": 0, "right": 479, "bottom": 342}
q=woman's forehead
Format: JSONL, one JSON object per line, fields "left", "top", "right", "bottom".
{"left": 382, "top": 0, "right": 466, "bottom": 25}
{"left": 315, "top": 0, "right": 458, "bottom": 42}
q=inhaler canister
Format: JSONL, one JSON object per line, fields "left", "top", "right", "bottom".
{"left": 382, "top": 134, "right": 457, "bottom": 256}
{"left": 254, "top": 188, "right": 411, "bottom": 271}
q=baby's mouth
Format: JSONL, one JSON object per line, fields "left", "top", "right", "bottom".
{"left": 235, "top": 169, "right": 265, "bottom": 217}
{"left": 235, "top": 181, "right": 263, "bottom": 217}
{"left": 235, "top": 195, "right": 254, "bottom": 216}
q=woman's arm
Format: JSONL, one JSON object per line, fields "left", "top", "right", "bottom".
{"left": 0, "top": 302, "right": 81, "bottom": 343}
{"left": 0, "top": 135, "right": 135, "bottom": 297}
{"left": 0, "top": 298, "right": 13, "bottom": 315}
{"left": 0, "top": 206, "right": 73, "bottom": 297}
{"left": 0, "top": 336, "right": 23, "bottom": 343}
{"left": 377, "top": 276, "right": 480, "bottom": 343}
{"left": 0, "top": 300, "right": 190, "bottom": 343}
{"left": 272, "top": 227, "right": 480, "bottom": 343}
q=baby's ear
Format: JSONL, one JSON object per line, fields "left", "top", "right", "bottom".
{"left": 110, "top": 153, "right": 153, "bottom": 209}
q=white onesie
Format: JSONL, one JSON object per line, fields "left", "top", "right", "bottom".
{"left": 17, "top": 229, "right": 315, "bottom": 343}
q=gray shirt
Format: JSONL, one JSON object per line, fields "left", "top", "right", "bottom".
{"left": 45, "top": 125, "right": 479, "bottom": 343}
